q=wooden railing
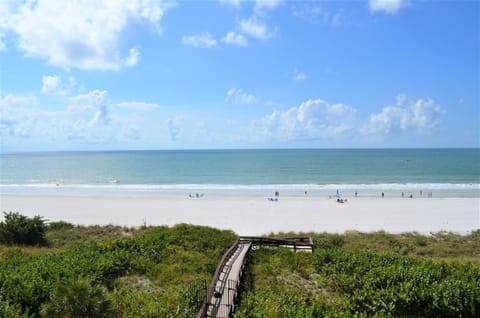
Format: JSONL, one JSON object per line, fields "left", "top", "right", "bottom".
{"left": 196, "top": 236, "right": 314, "bottom": 318}
{"left": 239, "top": 236, "right": 314, "bottom": 251}
{"left": 196, "top": 238, "right": 241, "bottom": 318}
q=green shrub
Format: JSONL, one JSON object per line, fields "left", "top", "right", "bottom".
{"left": 0, "top": 212, "right": 47, "bottom": 246}
{"left": 236, "top": 247, "right": 480, "bottom": 317}
{"left": 0, "top": 295, "right": 30, "bottom": 318}
{"left": 0, "top": 223, "right": 236, "bottom": 317}
{"left": 40, "top": 278, "right": 115, "bottom": 318}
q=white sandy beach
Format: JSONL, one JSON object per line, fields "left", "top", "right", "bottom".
{"left": 1, "top": 194, "right": 479, "bottom": 236}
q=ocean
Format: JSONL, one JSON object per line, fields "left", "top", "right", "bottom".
{"left": 1, "top": 149, "right": 479, "bottom": 198}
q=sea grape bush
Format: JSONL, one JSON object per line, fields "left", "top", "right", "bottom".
{"left": 0, "top": 223, "right": 236, "bottom": 317}
{"left": 1, "top": 216, "right": 478, "bottom": 317}
{"left": 0, "top": 212, "right": 47, "bottom": 246}
{"left": 315, "top": 248, "right": 480, "bottom": 317}
{"left": 40, "top": 278, "right": 115, "bottom": 318}
{"left": 234, "top": 247, "right": 480, "bottom": 318}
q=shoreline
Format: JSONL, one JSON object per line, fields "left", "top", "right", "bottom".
{"left": 1, "top": 193, "right": 479, "bottom": 236}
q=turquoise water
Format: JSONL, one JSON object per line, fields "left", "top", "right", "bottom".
{"left": 1, "top": 149, "right": 479, "bottom": 197}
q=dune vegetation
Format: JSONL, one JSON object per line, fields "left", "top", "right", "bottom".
{"left": 0, "top": 212, "right": 479, "bottom": 317}
{"left": 0, "top": 213, "right": 235, "bottom": 317}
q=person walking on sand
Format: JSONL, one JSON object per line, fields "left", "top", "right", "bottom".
{"left": 381, "top": 192, "right": 384, "bottom": 198}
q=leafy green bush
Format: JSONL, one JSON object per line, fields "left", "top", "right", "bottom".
{"left": 0, "top": 212, "right": 47, "bottom": 246}
{"left": 314, "top": 248, "right": 480, "bottom": 317}
{"left": 0, "top": 295, "right": 30, "bottom": 318}
{"left": 0, "top": 223, "right": 236, "bottom": 317}
{"left": 40, "top": 278, "right": 114, "bottom": 318}
{"left": 235, "top": 247, "right": 480, "bottom": 318}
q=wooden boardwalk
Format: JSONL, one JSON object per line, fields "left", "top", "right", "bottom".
{"left": 196, "top": 236, "right": 313, "bottom": 318}
{"left": 206, "top": 242, "right": 251, "bottom": 317}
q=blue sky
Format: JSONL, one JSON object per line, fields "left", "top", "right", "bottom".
{"left": 0, "top": 0, "right": 478, "bottom": 152}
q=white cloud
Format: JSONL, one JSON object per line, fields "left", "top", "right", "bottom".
{"left": 222, "top": 32, "right": 248, "bottom": 47}
{"left": 255, "top": 0, "right": 283, "bottom": 12}
{"left": 167, "top": 118, "right": 180, "bottom": 141}
{"left": 220, "top": 0, "right": 282, "bottom": 10}
{"left": 362, "top": 96, "right": 445, "bottom": 135}
{"left": 0, "top": 95, "right": 37, "bottom": 138}
{"left": 70, "top": 90, "right": 110, "bottom": 125}
{"left": 239, "top": 17, "right": 273, "bottom": 40}
{"left": 64, "top": 90, "right": 157, "bottom": 143}
{"left": 1, "top": 0, "right": 175, "bottom": 71}
{"left": 369, "top": 0, "right": 407, "bottom": 15}
{"left": 117, "top": 102, "right": 159, "bottom": 110}
{"left": 182, "top": 32, "right": 218, "bottom": 48}
{"left": 293, "top": 69, "right": 307, "bottom": 81}
{"left": 41, "top": 75, "right": 72, "bottom": 95}
{"left": 219, "top": 0, "right": 245, "bottom": 6}
{"left": 0, "top": 35, "right": 5, "bottom": 51}
{"left": 293, "top": 5, "right": 342, "bottom": 27}
{"left": 0, "top": 86, "right": 161, "bottom": 148}
{"left": 325, "top": 103, "right": 356, "bottom": 116}
{"left": 225, "top": 88, "right": 257, "bottom": 105}
{"left": 41, "top": 75, "right": 61, "bottom": 95}
{"left": 124, "top": 48, "right": 140, "bottom": 67}
{"left": 251, "top": 99, "right": 356, "bottom": 141}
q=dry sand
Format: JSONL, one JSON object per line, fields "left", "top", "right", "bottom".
{"left": 1, "top": 194, "right": 479, "bottom": 236}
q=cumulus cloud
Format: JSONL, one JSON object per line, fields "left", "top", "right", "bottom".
{"left": 70, "top": 90, "right": 110, "bottom": 125}
{"left": 254, "top": 0, "right": 283, "bottom": 12}
{"left": 0, "top": 95, "right": 37, "bottom": 138}
{"left": 41, "top": 75, "right": 61, "bottom": 95}
{"left": 222, "top": 32, "right": 248, "bottom": 47}
{"left": 41, "top": 75, "right": 73, "bottom": 95}
{"left": 1, "top": 80, "right": 163, "bottom": 148}
{"left": 251, "top": 99, "right": 356, "bottom": 141}
{"left": 293, "top": 5, "right": 342, "bottom": 27}
{"left": 225, "top": 88, "right": 257, "bottom": 105}
{"left": 369, "top": 0, "right": 407, "bottom": 15}
{"left": 65, "top": 90, "right": 159, "bottom": 143}
{"left": 362, "top": 96, "right": 445, "bottom": 135}
{"left": 124, "top": 48, "right": 140, "bottom": 67}
{"left": 167, "top": 118, "right": 181, "bottom": 141}
{"left": 0, "top": 0, "right": 175, "bottom": 70}
{"left": 182, "top": 32, "right": 218, "bottom": 48}
{"left": 239, "top": 17, "right": 273, "bottom": 40}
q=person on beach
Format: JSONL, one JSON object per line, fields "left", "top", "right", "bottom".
{"left": 402, "top": 192, "right": 404, "bottom": 197}
{"left": 355, "top": 191, "right": 358, "bottom": 197}
{"left": 381, "top": 192, "right": 384, "bottom": 198}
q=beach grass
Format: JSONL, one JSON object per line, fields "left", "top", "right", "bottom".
{"left": 269, "top": 230, "right": 480, "bottom": 263}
